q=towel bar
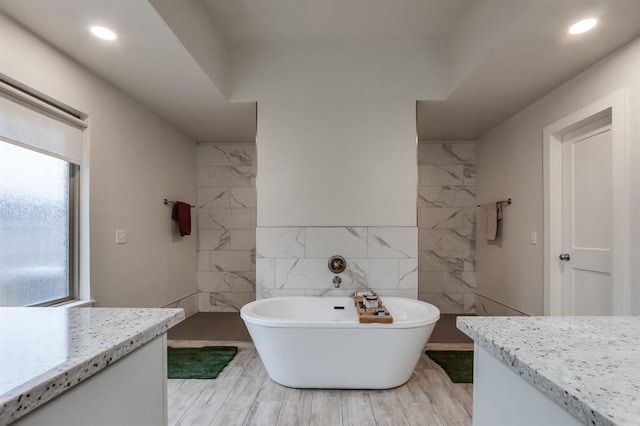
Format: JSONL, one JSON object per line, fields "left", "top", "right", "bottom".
{"left": 164, "top": 198, "right": 195, "bottom": 208}
{"left": 477, "top": 198, "right": 511, "bottom": 208}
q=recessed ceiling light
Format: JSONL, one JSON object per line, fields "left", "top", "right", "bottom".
{"left": 568, "top": 18, "right": 598, "bottom": 35}
{"left": 90, "top": 25, "right": 117, "bottom": 41}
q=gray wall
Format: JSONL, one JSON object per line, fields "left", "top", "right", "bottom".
{"left": 0, "top": 12, "right": 198, "bottom": 308}
{"left": 476, "top": 36, "right": 640, "bottom": 315}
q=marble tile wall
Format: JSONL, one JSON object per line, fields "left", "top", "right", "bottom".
{"left": 196, "top": 143, "right": 256, "bottom": 312}
{"left": 256, "top": 227, "right": 418, "bottom": 298}
{"left": 417, "top": 142, "right": 476, "bottom": 314}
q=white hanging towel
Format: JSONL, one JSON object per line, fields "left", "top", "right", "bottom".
{"left": 478, "top": 202, "right": 502, "bottom": 241}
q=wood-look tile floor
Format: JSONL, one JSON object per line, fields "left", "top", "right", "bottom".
{"left": 167, "top": 341, "right": 472, "bottom": 426}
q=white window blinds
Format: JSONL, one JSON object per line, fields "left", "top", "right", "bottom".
{"left": 0, "top": 81, "right": 86, "bottom": 165}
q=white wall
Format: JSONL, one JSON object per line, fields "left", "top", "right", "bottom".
{"left": 476, "top": 36, "right": 640, "bottom": 315}
{"left": 232, "top": 41, "right": 441, "bottom": 296}
{"left": 0, "top": 13, "right": 198, "bottom": 308}
{"left": 233, "top": 41, "right": 446, "bottom": 226}
{"left": 235, "top": 41, "right": 444, "bottom": 227}
{"left": 257, "top": 99, "right": 417, "bottom": 226}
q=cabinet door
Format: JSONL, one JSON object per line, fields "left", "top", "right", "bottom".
{"left": 15, "top": 335, "right": 168, "bottom": 426}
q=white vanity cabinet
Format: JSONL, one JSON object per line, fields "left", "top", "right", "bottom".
{"left": 458, "top": 316, "right": 640, "bottom": 426}
{"left": 0, "top": 308, "right": 184, "bottom": 425}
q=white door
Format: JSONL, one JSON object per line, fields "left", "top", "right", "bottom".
{"left": 560, "top": 118, "right": 612, "bottom": 315}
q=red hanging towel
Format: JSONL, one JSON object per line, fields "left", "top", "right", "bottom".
{"left": 171, "top": 201, "right": 192, "bottom": 236}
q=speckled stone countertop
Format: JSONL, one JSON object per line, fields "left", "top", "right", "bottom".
{"left": 458, "top": 316, "right": 640, "bottom": 426}
{"left": 0, "top": 307, "right": 184, "bottom": 425}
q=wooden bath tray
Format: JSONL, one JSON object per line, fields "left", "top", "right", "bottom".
{"left": 353, "top": 293, "right": 393, "bottom": 324}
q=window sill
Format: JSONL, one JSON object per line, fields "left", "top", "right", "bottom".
{"left": 53, "top": 299, "right": 96, "bottom": 308}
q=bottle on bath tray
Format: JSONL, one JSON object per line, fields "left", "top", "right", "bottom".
{"left": 363, "top": 293, "right": 378, "bottom": 309}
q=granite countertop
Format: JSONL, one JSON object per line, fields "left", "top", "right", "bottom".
{"left": 0, "top": 307, "right": 184, "bottom": 425}
{"left": 458, "top": 316, "right": 640, "bottom": 426}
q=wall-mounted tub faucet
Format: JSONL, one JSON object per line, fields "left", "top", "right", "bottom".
{"left": 329, "top": 256, "right": 345, "bottom": 288}
{"left": 333, "top": 276, "right": 342, "bottom": 288}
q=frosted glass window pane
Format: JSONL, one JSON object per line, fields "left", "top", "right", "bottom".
{"left": 0, "top": 141, "right": 70, "bottom": 306}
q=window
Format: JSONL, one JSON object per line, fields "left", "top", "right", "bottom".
{"left": 0, "top": 78, "right": 86, "bottom": 307}
{"left": 0, "top": 141, "right": 78, "bottom": 306}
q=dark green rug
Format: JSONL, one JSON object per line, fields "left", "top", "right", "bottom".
{"left": 168, "top": 346, "right": 238, "bottom": 379}
{"left": 426, "top": 350, "right": 474, "bottom": 383}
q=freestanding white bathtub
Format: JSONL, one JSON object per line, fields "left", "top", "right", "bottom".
{"left": 240, "top": 296, "right": 440, "bottom": 389}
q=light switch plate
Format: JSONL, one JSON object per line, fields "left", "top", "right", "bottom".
{"left": 115, "top": 229, "right": 126, "bottom": 244}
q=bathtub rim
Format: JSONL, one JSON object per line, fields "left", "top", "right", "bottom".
{"left": 240, "top": 296, "right": 440, "bottom": 329}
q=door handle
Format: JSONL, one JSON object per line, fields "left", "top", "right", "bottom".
{"left": 559, "top": 253, "right": 571, "bottom": 261}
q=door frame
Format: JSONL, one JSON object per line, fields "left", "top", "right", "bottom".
{"left": 543, "top": 90, "right": 629, "bottom": 316}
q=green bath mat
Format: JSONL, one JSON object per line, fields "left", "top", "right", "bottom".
{"left": 426, "top": 350, "right": 474, "bottom": 383}
{"left": 168, "top": 346, "right": 237, "bottom": 379}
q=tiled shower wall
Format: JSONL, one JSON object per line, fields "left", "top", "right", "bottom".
{"left": 256, "top": 227, "right": 418, "bottom": 298}
{"left": 417, "top": 142, "right": 476, "bottom": 314}
{"left": 196, "top": 143, "right": 256, "bottom": 312}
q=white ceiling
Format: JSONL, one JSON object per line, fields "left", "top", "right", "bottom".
{"left": 418, "top": 0, "right": 640, "bottom": 139}
{"left": 202, "top": 0, "right": 467, "bottom": 45}
{"left": 0, "top": 0, "right": 257, "bottom": 143}
{"left": 1, "top": 0, "right": 640, "bottom": 142}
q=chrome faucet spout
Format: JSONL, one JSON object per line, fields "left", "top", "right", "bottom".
{"left": 333, "top": 276, "right": 342, "bottom": 288}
